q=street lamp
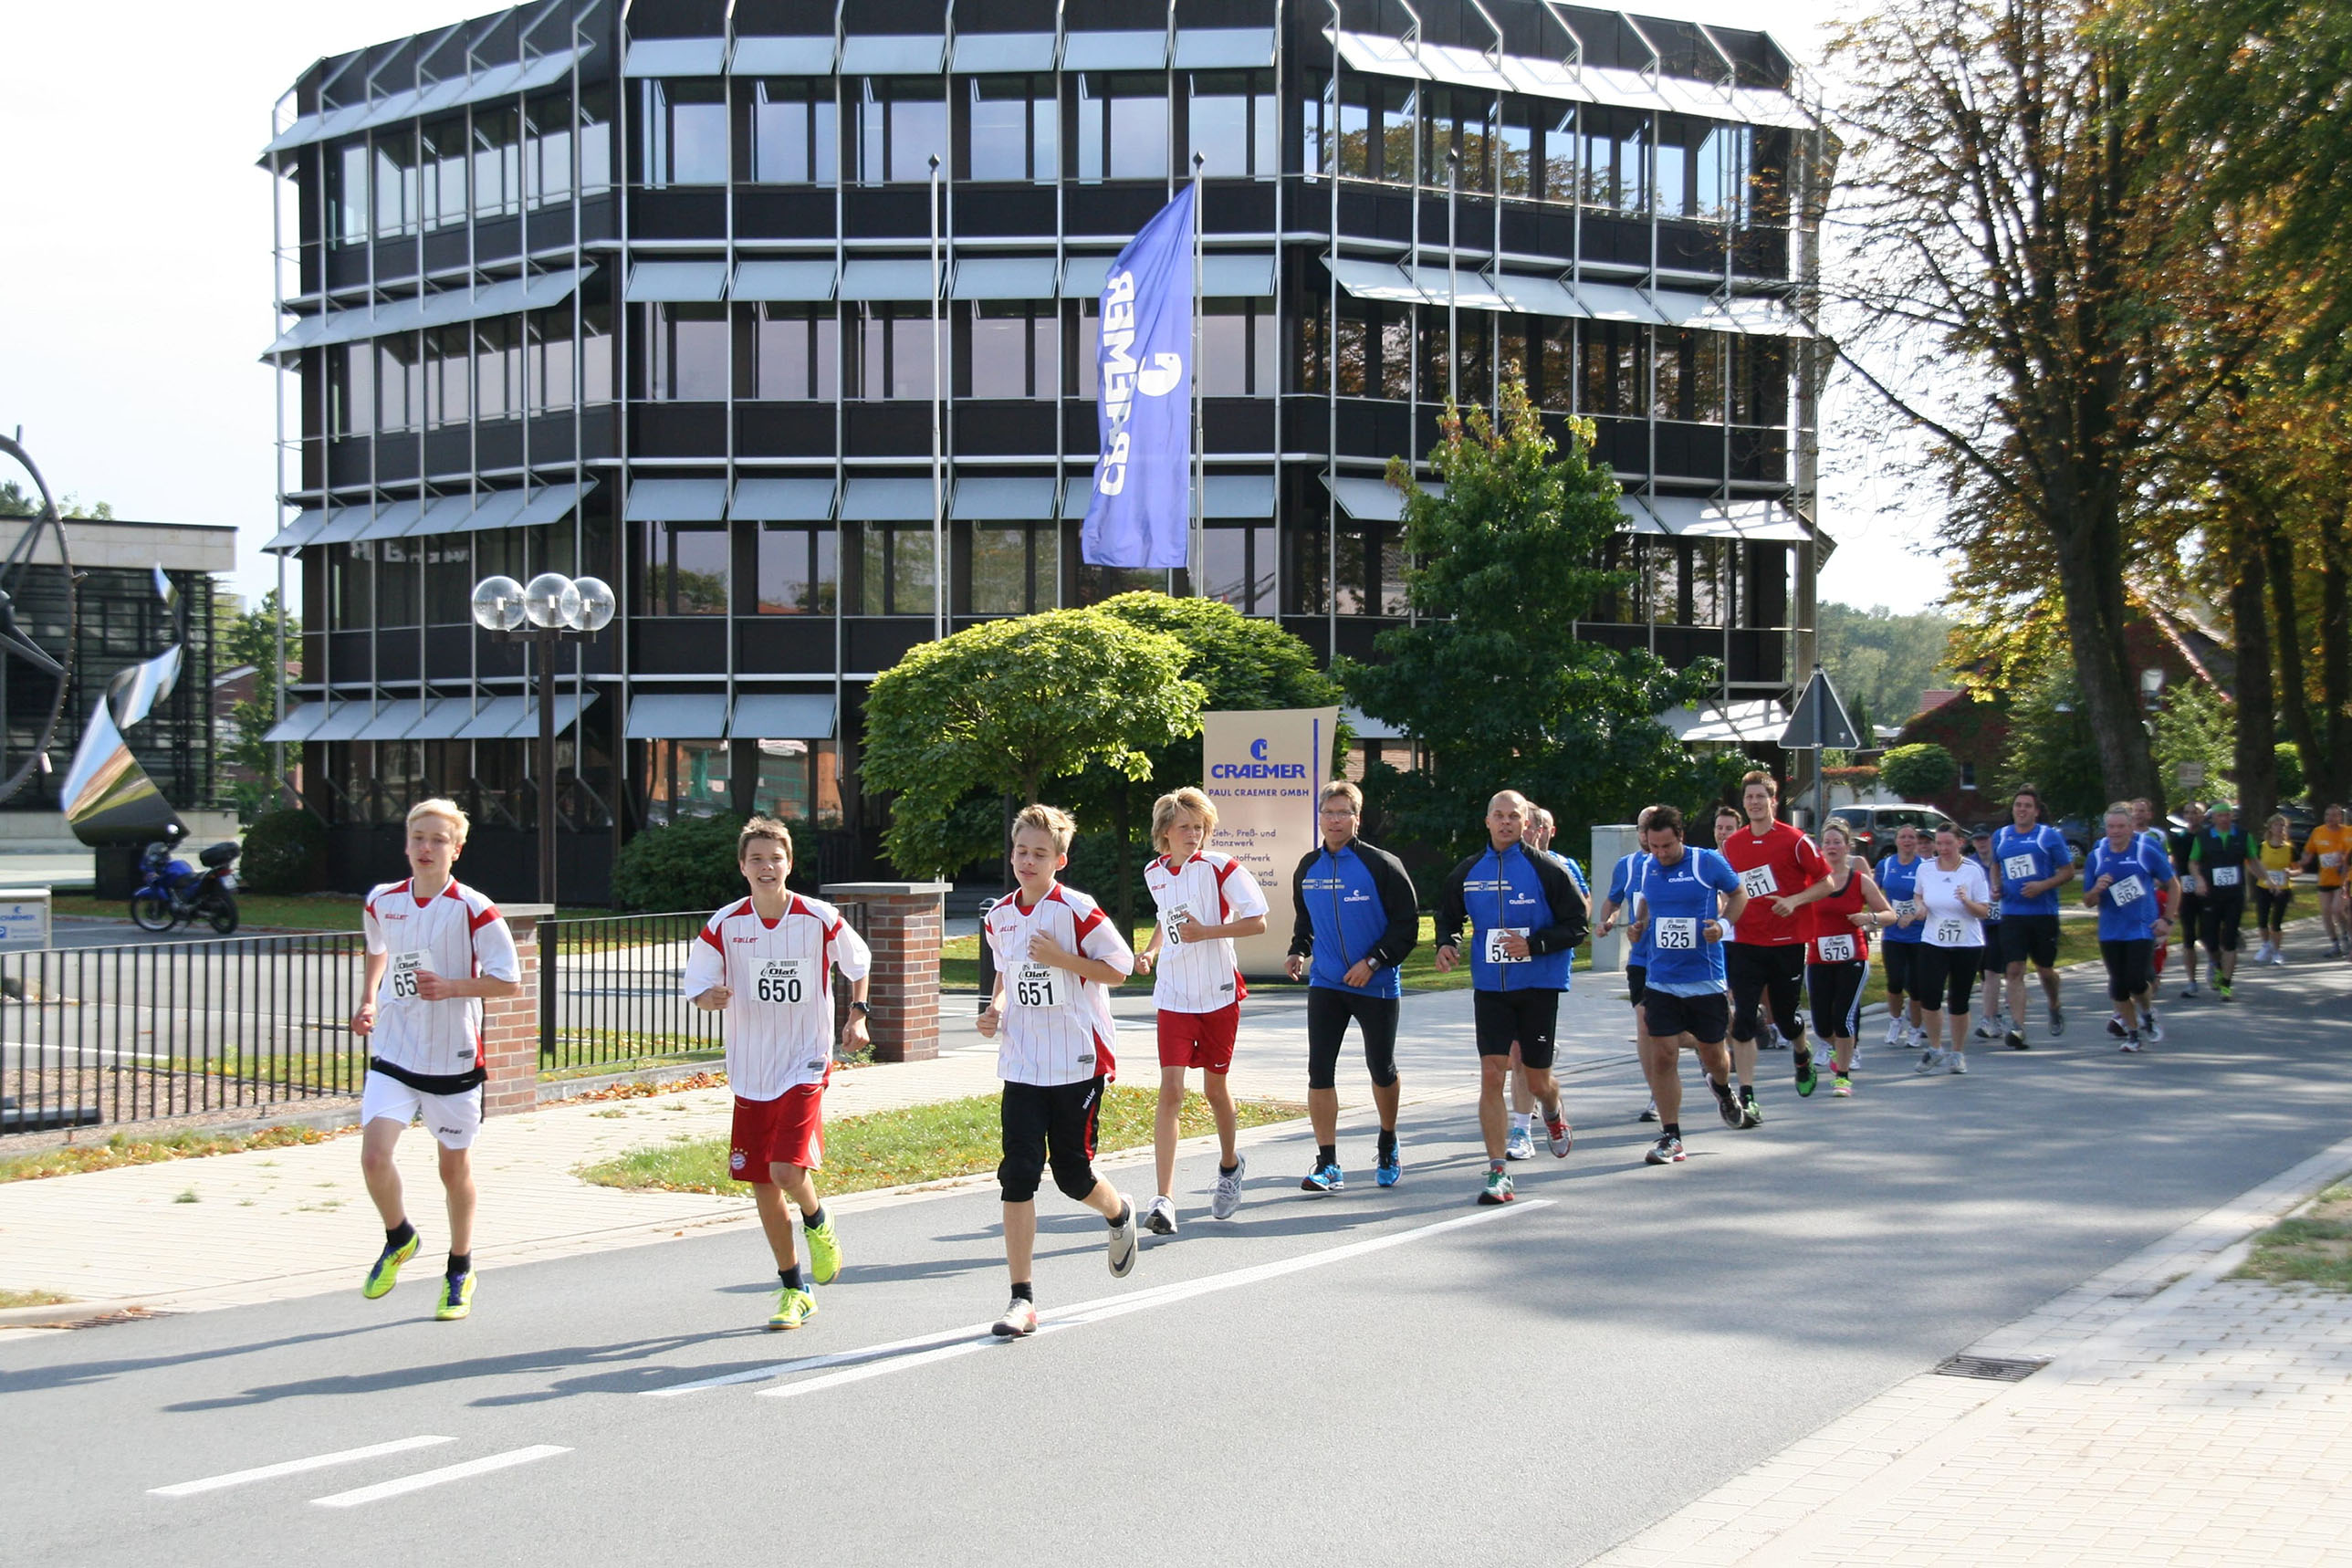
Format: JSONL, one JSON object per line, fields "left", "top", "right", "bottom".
{"left": 471, "top": 571, "right": 614, "bottom": 905}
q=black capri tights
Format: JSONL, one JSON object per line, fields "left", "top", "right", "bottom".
{"left": 2100, "top": 937, "right": 2155, "bottom": 1002}
{"left": 1306, "top": 988, "right": 1401, "bottom": 1091}
{"left": 1909, "top": 944, "right": 1981, "bottom": 1015}
{"left": 1728, "top": 942, "right": 1806, "bottom": 1041}
{"left": 2199, "top": 895, "right": 2245, "bottom": 956}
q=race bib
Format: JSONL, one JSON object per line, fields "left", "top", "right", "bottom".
{"left": 2002, "top": 852, "right": 2037, "bottom": 883}
{"left": 1936, "top": 919, "right": 1967, "bottom": 945}
{"left": 1163, "top": 904, "right": 1192, "bottom": 947}
{"left": 2267, "top": 869, "right": 2289, "bottom": 890}
{"left": 755, "top": 958, "right": 808, "bottom": 1006}
{"left": 1988, "top": 899, "right": 2003, "bottom": 921}
{"left": 1739, "top": 865, "right": 1778, "bottom": 899}
{"left": 2109, "top": 875, "right": 2146, "bottom": 906}
{"left": 2324, "top": 852, "right": 2343, "bottom": 870}
{"left": 1654, "top": 917, "right": 1699, "bottom": 951}
{"left": 1816, "top": 932, "right": 1856, "bottom": 963}
{"left": 2211, "top": 865, "right": 2241, "bottom": 888}
{"left": 388, "top": 950, "right": 426, "bottom": 1002}
{"left": 1893, "top": 898, "right": 1918, "bottom": 919}
{"left": 1009, "top": 962, "right": 1065, "bottom": 1010}
{"left": 1484, "top": 926, "right": 1529, "bottom": 965}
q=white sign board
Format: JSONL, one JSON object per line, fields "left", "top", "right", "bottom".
{"left": 1200, "top": 706, "right": 1338, "bottom": 978}
{"left": 0, "top": 889, "right": 53, "bottom": 952}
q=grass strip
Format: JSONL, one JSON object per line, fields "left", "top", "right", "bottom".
{"left": 0, "top": 1123, "right": 361, "bottom": 1184}
{"left": 576, "top": 1084, "right": 1305, "bottom": 1197}
{"left": 0, "top": 1288, "right": 71, "bottom": 1308}
{"left": 2237, "top": 1182, "right": 2352, "bottom": 1291}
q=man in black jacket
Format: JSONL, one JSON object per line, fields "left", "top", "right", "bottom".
{"left": 1285, "top": 781, "right": 1420, "bottom": 1191}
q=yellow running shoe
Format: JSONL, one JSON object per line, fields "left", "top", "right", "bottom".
{"left": 362, "top": 1233, "right": 419, "bottom": 1300}
{"left": 768, "top": 1285, "right": 816, "bottom": 1330}
{"left": 434, "top": 1273, "right": 475, "bottom": 1321}
{"left": 805, "top": 1218, "right": 842, "bottom": 1285}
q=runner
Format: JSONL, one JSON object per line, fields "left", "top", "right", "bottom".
{"left": 2169, "top": 801, "right": 2210, "bottom": 996}
{"left": 1628, "top": 806, "right": 1748, "bottom": 1164}
{"left": 1286, "top": 780, "right": 1419, "bottom": 1192}
{"left": 1505, "top": 804, "right": 1592, "bottom": 1156}
{"left": 1435, "top": 789, "right": 1590, "bottom": 1204}
{"left": 1992, "top": 784, "right": 2075, "bottom": 1050}
{"left": 977, "top": 804, "right": 1140, "bottom": 1338}
{"left": 2125, "top": 799, "right": 2172, "bottom": 1035}
{"left": 683, "top": 817, "right": 873, "bottom": 1330}
{"left": 1710, "top": 803, "right": 1787, "bottom": 1049}
{"left": 1969, "top": 827, "right": 2011, "bottom": 1043}
{"left": 2254, "top": 812, "right": 2296, "bottom": 965}
{"left": 2085, "top": 802, "right": 2180, "bottom": 1052}
{"left": 1717, "top": 771, "right": 1826, "bottom": 1124}
{"left": 1133, "top": 788, "right": 1269, "bottom": 1234}
{"left": 1910, "top": 824, "right": 1993, "bottom": 1075}
{"left": 2298, "top": 803, "right": 2352, "bottom": 958}
{"left": 1876, "top": 825, "right": 1929, "bottom": 1052}
{"left": 2185, "top": 802, "right": 2256, "bottom": 999}
{"left": 351, "top": 800, "right": 522, "bottom": 1322}
{"left": 1594, "top": 807, "right": 1660, "bottom": 1123}
{"left": 1771, "top": 821, "right": 1893, "bottom": 1097}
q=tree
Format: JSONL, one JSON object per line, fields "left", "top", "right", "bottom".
{"left": 1999, "top": 667, "right": 2106, "bottom": 820}
{"left": 216, "top": 591, "right": 301, "bottom": 821}
{"left": 2276, "top": 742, "right": 2305, "bottom": 804}
{"left": 0, "top": 480, "right": 113, "bottom": 519}
{"left": 2151, "top": 680, "right": 2234, "bottom": 807}
{"left": 859, "top": 610, "right": 1205, "bottom": 878}
{"left": 1814, "top": 602, "right": 1956, "bottom": 729}
{"left": 1880, "top": 743, "right": 1959, "bottom": 801}
{"left": 1338, "top": 384, "right": 1718, "bottom": 860}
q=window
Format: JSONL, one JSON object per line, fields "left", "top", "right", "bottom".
{"left": 965, "top": 75, "right": 1055, "bottom": 182}
{"left": 476, "top": 317, "right": 522, "bottom": 422}
{"left": 331, "top": 540, "right": 374, "bottom": 626}
{"left": 1499, "top": 99, "right": 1576, "bottom": 203}
{"left": 645, "top": 740, "right": 732, "bottom": 823}
{"left": 642, "top": 520, "right": 730, "bottom": 614}
{"left": 472, "top": 107, "right": 522, "bottom": 216}
{"left": 1187, "top": 71, "right": 1275, "bottom": 179}
{"left": 1074, "top": 74, "right": 1166, "bottom": 182}
{"left": 967, "top": 523, "right": 1058, "bottom": 614}
{"left": 1308, "top": 298, "right": 1416, "bottom": 400}
{"left": 1682, "top": 539, "right": 1727, "bottom": 626}
{"left": 1202, "top": 525, "right": 1274, "bottom": 615}
{"left": 1500, "top": 315, "right": 1574, "bottom": 411}
{"left": 643, "top": 78, "right": 728, "bottom": 186}
{"left": 648, "top": 303, "right": 728, "bottom": 400}
{"left": 745, "top": 303, "right": 838, "bottom": 400}
{"left": 330, "top": 140, "right": 370, "bottom": 245}
{"left": 379, "top": 536, "right": 422, "bottom": 628}
{"left": 1301, "top": 69, "right": 1334, "bottom": 177}
{"left": 961, "top": 302, "right": 1056, "bottom": 399}
{"left": 850, "top": 304, "right": 937, "bottom": 401}
{"left": 423, "top": 324, "right": 470, "bottom": 427}
{"left": 1731, "top": 338, "right": 1787, "bottom": 425}
{"left": 1417, "top": 308, "right": 1495, "bottom": 407}
{"left": 424, "top": 530, "right": 473, "bottom": 623}
{"left": 860, "top": 525, "right": 936, "bottom": 615}
{"left": 421, "top": 119, "right": 467, "bottom": 228}
{"left": 329, "top": 342, "right": 372, "bottom": 435}
{"left": 529, "top": 302, "right": 614, "bottom": 410}
{"left": 1333, "top": 76, "right": 1417, "bottom": 183}
{"left": 579, "top": 85, "right": 614, "bottom": 193}
{"left": 751, "top": 78, "right": 838, "bottom": 185}
{"left": 751, "top": 739, "right": 841, "bottom": 825}
{"left": 377, "top": 336, "right": 422, "bottom": 432}
{"left": 858, "top": 78, "right": 946, "bottom": 184}
{"left": 1288, "top": 524, "right": 1406, "bottom": 616}
{"left": 1582, "top": 107, "right": 1649, "bottom": 214}
{"left": 757, "top": 525, "right": 838, "bottom": 613}
{"left": 1198, "top": 300, "right": 1274, "bottom": 396}
{"left": 1421, "top": 87, "right": 1494, "bottom": 192}
{"left": 525, "top": 93, "right": 573, "bottom": 206}
{"left": 1580, "top": 321, "right": 1644, "bottom": 417}
{"left": 373, "top": 129, "right": 420, "bottom": 237}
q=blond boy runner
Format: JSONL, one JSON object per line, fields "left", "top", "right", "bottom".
{"left": 684, "top": 818, "right": 872, "bottom": 1329}
{"left": 1134, "top": 788, "right": 1270, "bottom": 1234}
{"left": 353, "top": 800, "right": 522, "bottom": 1321}
{"left": 978, "top": 805, "right": 1141, "bottom": 1337}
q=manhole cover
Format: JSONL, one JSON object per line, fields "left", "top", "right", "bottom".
{"left": 1933, "top": 1354, "right": 2048, "bottom": 1382}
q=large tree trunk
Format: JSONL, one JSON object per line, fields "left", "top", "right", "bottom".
{"left": 2264, "top": 527, "right": 2320, "bottom": 783}
{"left": 2317, "top": 497, "right": 2352, "bottom": 805}
{"left": 2229, "top": 523, "right": 2277, "bottom": 824}
{"left": 2049, "top": 492, "right": 2162, "bottom": 806}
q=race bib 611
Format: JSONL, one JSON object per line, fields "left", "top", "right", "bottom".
{"left": 1739, "top": 866, "right": 1777, "bottom": 899}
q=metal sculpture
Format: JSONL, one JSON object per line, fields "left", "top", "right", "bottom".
{"left": 0, "top": 433, "right": 76, "bottom": 807}
{"left": 61, "top": 570, "right": 184, "bottom": 846}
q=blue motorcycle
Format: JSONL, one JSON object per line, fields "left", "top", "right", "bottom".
{"left": 130, "top": 835, "right": 241, "bottom": 936}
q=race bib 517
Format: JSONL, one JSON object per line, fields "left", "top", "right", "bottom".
{"left": 2002, "top": 853, "right": 2036, "bottom": 883}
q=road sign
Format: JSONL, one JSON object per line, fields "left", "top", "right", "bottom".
{"left": 1780, "top": 665, "right": 1861, "bottom": 751}
{"left": 2177, "top": 760, "right": 2206, "bottom": 788}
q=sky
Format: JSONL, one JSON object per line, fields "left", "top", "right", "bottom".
{"left": 0, "top": 0, "right": 1927, "bottom": 614}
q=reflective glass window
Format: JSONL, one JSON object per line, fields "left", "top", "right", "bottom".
{"left": 421, "top": 118, "right": 468, "bottom": 228}
{"left": 642, "top": 520, "right": 730, "bottom": 614}
{"left": 473, "top": 107, "right": 522, "bottom": 215}
{"left": 859, "top": 526, "right": 936, "bottom": 615}
{"left": 525, "top": 93, "right": 573, "bottom": 206}
{"left": 752, "top": 78, "right": 838, "bottom": 184}
{"left": 757, "top": 525, "right": 838, "bottom": 613}
{"left": 965, "top": 75, "right": 1055, "bottom": 182}
{"left": 649, "top": 303, "right": 728, "bottom": 401}
{"left": 643, "top": 78, "right": 728, "bottom": 186}
{"left": 747, "top": 303, "right": 839, "bottom": 401}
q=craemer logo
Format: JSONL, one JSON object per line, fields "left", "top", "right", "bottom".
{"left": 1250, "top": 738, "right": 1269, "bottom": 760}
{"left": 1213, "top": 737, "right": 1305, "bottom": 779}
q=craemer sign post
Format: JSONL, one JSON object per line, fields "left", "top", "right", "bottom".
{"left": 1200, "top": 706, "right": 1338, "bottom": 977}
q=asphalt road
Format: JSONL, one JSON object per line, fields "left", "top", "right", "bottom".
{"left": 7, "top": 958, "right": 2352, "bottom": 1567}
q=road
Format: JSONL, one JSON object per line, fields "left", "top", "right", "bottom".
{"left": 5, "top": 958, "right": 2351, "bottom": 1566}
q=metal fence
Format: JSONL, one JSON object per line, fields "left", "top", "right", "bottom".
{"left": 538, "top": 903, "right": 867, "bottom": 1079}
{"left": 0, "top": 932, "right": 369, "bottom": 1136}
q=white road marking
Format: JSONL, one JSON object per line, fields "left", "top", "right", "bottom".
{"left": 150, "top": 1436, "right": 455, "bottom": 1498}
{"left": 642, "top": 1198, "right": 1552, "bottom": 1400}
{"left": 309, "top": 1445, "right": 570, "bottom": 1509}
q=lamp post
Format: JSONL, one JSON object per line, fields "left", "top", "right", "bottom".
{"left": 470, "top": 571, "right": 615, "bottom": 906}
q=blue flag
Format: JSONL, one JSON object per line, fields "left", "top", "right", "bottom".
{"left": 1081, "top": 183, "right": 1194, "bottom": 570}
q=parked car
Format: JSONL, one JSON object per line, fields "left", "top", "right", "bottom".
{"left": 1826, "top": 803, "right": 1957, "bottom": 862}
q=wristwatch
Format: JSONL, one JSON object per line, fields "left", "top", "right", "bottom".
{"left": 849, "top": 999, "right": 872, "bottom": 1016}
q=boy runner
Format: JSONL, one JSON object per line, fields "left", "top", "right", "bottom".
{"left": 1628, "top": 807, "right": 1749, "bottom": 1164}
{"left": 1286, "top": 780, "right": 1419, "bottom": 1192}
{"left": 1718, "top": 772, "right": 1826, "bottom": 1124}
{"left": 1594, "top": 807, "right": 1660, "bottom": 1122}
{"left": 2085, "top": 803, "right": 2180, "bottom": 1051}
{"left": 2298, "top": 803, "right": 2352, "bottom": 958}
{"left": 1506, "top": 805, "right": 1591, "bottom": 1156}
{"left": 1436, "top": 789, "right": 1590, "bottom": 1204}
{"left": 2187, "top": 803, "right": 2256, "bottom": 999}
{"left": 1992, "top": 785, "right": 2075, "bottom": 1049}
{"left": 1134, "top": 787, "right": 1270, "bottom": 1234}
{"left": 353, "top": 800, "right": 522, "bottom": 1322}
{"left": 978, "top": 804, "right": 1141, "bottom": 1338}
{"left": 2254, "top": 813, "right": 2296, "bottom": 965}
{"left": 683, "top": 817, "right": 871, "bottom": 1330}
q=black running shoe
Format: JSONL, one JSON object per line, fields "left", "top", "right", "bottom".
{"left": 2004, "top": 1029, "right": 2029, "bottom": 1051}
{"left": 1712, "top": 1081, "right": 1743, "bottom": 1129}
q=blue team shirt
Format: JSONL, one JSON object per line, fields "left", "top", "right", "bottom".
{"left": 1609, "top": 851, "right": 1655, "bottom": 967}
{"left": 2085, "top": 839, "right": 2175, "bottom": 941}
{"left": 1636, "top": 848, "right": 1742, "bottom": 993}
{"left": 1991, "top": 823, "right": 2074, "bottom": 916}
{"left": 1298, "top": 843, "right": 1403, "bottom": 999}
{"left": 1876, "top": 853, "right": 1926, "bottom": 945}
{"left": 1460, "top": 843, "right": 1573, "bottom": 992}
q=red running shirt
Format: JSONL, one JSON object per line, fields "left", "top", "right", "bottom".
{"left": 1720, "top": 821, "right": 1828, "bottom": 946}
{"left": 1803, "top": 866, "right": 1872, "bottom": 966}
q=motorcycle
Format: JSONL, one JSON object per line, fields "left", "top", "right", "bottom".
{"left": 130, "top": 833, "right": 242, "bottom": 936}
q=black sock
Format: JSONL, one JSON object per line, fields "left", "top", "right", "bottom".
{"left": 1740, "top": 1084, "right": 1757, "bottom": 1102}
{"left": 1710, "top": 1078, "right": 1731, "bottom": 1097}
{"left": 779, "top": 1265, "right": 804, "bottom": 1291}
{"left": 1376, "top": 1128, "right": 1397, "bottom": 1156}
{"left": 803, "top": 1205, "right": 827, "bottom": 1231}
{"left": 1318, "top": 1144, "right": 1337, "bottom": 1166}
{"left": 1663, "top": 1122, "right": 1681, "bottom": 1139}
{"left": 1010, "top": 1281, "right": 1034, "bottom": 1302}
{"left": 1108, "top": 1198, "right": 1131, "bottom": 1228}
{"left": 445, "top": 1251, "right": 470, "bottom": 1280}
{"left": 1218, "top": 1161, "right": 1239, "bottom": 1176}
{"left": 385, "top": 1219, "right": 415, "bottom": 1251}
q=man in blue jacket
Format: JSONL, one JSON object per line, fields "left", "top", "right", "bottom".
{"left": 1436, "top": 789, "right": 1591, "bottom": 1205}
{"left": 1287, "top": 780, "right": 1420, "bottom": 1193}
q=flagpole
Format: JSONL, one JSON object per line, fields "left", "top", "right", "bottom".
{"left": 1191, "top": 155, "right": 1205, "bottom": 598}
{"left": 928, "top": 153, "right": 944, "bottom": 643}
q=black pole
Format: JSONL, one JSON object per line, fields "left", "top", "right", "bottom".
{"left": 538, "top": 631, "right": 558, "bottom": 908}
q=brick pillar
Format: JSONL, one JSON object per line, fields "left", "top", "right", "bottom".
{"left": 822, "top": 881, "right": 950, "bottom": 1063}
{"left": 481, "top": 904, "right": 553, "bottom": 1118}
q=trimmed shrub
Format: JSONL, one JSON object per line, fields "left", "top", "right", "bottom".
{"left": 611, "top": 812, "right": 748, "bottom": 912}
{"left": 238, "top": 808, "right": 328, "bottom": 894}
{"left": 1881, "top": 743, "right": 1959, "bottom": 800}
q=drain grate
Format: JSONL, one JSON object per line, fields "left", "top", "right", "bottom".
{"left": 1933, "top": 1354, "right": 2049, "bottom": 1383}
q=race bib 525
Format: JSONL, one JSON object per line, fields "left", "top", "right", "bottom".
{"left": 1654, "top": 918, "right": 1699, "bottom": 951}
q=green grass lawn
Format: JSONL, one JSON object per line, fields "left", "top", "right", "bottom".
{"left": 0, "top": 1123, "right": 361, "bottom": 1184}
{"left": 576, "top": 1084, "right": 1305, "bottom": 1197}
{"left": 2237, "top": 1182, "right": 2352, "bottom": 1291}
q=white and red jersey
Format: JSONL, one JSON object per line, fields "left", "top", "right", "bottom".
{"left": 985, "top": 882, "right": 1133, "bottom": 1086}
{"left": 1720, "top": 820, "right": 1827, "bottom": 946}
{"left": 361, "top": 877, "right": 520, "bottom": 1080}
{"left": 1142, "top": 850, "right": 1268, "bottom": 1015}
{"left": 682, "top": 894, "right": 873, "bottom": 1102}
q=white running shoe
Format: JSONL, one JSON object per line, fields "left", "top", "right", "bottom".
{"left": 1504, "top": 1125, "right": 1536, "bottom": 1161}
{"left": 992, "top": 1296, "right": 1038, "bottom": 1337}
{"left": 1914, "top": 1047, "right": 1945, "bottom": 1075}
{"left": 1106, "top": 1197, "right": 1138, "bottom": 1278}
{"left": 1144, "top": 1194, "right": 1178, "bottom": 1237}
{"left": 2144, "top": 1009, "right": 2165, "bottom": 1042}
{"left": 1209, "top": 1155, "right": 1246, "bottom": 1221}
{"left": 1973, "top": 1016, "right": 1998, "bottom": 1040}
{"left": 1948, "top": 1052, "right": 1969, "bottom": 1075}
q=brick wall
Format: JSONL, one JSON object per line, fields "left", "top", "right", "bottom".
{"left": 481, "top": 905, "right": 551, "bottom": 1118}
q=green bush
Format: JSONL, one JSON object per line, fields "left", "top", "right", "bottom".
{"left": 2277, "top": 742, "right": 2305, "bottom": 803}
{"left": 237, "top": 808, "right": 327, "bottom": 894}
{"left": 1881, "top": 742, "right": 1959, "bottom": 800}
{"left": 612, "top": 812, "right": 747, "bottom": 912}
